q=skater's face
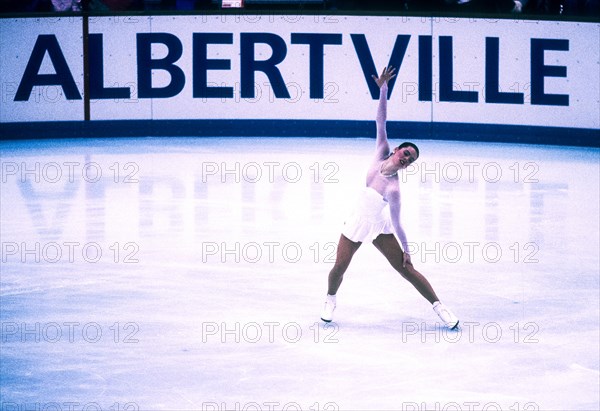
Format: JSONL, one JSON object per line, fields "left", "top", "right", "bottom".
{"left": 391, "top": 146, "right": 418, "bottom": 170}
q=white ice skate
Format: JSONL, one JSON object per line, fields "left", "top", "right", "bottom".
{"left": 433, "top": 301, "right": 459, "bottom": 329}
{"left": 320, "top": 294, "right": 336, "bottom": 323}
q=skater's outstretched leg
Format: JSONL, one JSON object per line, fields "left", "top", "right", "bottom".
{"left": 321, "top": 235, "right": 362, "bottom": 322}
{"left": 372, "top": 234, "right": 459, "bottom": 329}
{"left": 372, "top": 234, "right": 438, "bottom": 303}
{"left": 327, "top": 234, "right": 362, "bottom": 295}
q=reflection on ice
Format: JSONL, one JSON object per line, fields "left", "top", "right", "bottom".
{"left": 1, "top": 137, "right": 598, "bottom": 410}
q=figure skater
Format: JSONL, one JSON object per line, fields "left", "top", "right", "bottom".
{"left": 320, "top": 66, "right": 459, "bottom": 329}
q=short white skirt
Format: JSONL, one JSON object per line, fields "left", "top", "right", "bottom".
{"left": 342, "top": 187, "right": 394, "bottom": 243}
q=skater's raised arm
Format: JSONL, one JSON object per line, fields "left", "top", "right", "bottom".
{"left": 372, "top": 66, "right": 396, "bottom": 159}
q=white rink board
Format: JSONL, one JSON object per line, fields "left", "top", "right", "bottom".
{"left": 0, "top": 17, "right": 84, "bottom": 122}
{"left": 0, "top": 15, "right": 598, "bottom": 129}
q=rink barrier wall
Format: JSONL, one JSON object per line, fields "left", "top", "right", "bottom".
{"left": 0, "top": 14, "right": 599, "bottom": 146}
{"left": 1, "top": 119, "right": 598, "bottom": 147}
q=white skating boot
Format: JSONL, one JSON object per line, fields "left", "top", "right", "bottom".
{"left": 432, "top": 301, "right": 459, "bottom": 329}
{"left": 320, "top": 294, "right": 337, "bottom": 323}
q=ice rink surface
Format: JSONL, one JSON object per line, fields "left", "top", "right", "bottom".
{"left": 1, "top": 136, "right": 599, "bottom": 411}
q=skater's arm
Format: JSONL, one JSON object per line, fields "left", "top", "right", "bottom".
{"left": 387, "top": 190, "right": 412, "bottom": 267}
{"left": 372, "top": 67, "right": 396, "bottom": 158}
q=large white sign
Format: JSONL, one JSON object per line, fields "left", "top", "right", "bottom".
{"left": 1, "top": 17, "right": 83, "bottom": 122}
{"left": 1, "top": 15, "right": 598, "bottom": 129}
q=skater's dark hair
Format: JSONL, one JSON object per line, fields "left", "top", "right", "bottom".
{"left": 395, "top": 142, "right": 419, "bottom": 159}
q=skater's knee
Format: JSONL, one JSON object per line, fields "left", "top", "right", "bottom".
{"left": 331, "top": 256, "right": 353, "bottom": 274}
{"left": 390, "top": 259, "right": 409, "bottom": 275}
{"left": 397, "top": 264, "right": 418, "bottom": 280}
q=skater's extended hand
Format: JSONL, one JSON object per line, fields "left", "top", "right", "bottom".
{"left": 372, "top": 66, "right": 396, "bottom": 89}
{"left": 402, "top": 252, "right": 412, "bottom": 268}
